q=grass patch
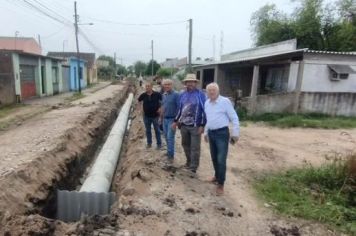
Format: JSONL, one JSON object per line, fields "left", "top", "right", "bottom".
{"left": 0, "top": 104, "right": 26, "bottom": 119}
{"left": 65, "top": 92, "right": 85, "bottom": 102}
{"left": 240, "top": 112, "right": 356, "bottom": 129}
{"left": 255, "top": 155, "right": 356, "bottom": 235}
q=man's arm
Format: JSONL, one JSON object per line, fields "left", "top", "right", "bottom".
{"left": 226, "top": 99, "right": 240, "bottom": 140}
{"left": 172, "top": 93, "right": 183, "bottom": 130}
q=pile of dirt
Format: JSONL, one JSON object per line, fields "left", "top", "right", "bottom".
{"left": 0, "top": 84, "right": 131, "bottom": 235}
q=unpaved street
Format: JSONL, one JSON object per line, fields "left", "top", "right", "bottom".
{"left": 114, "top": 110, "right": 356, "bottom": 236}
{"left": 1, "top": 86, "right": 355, "bottom": 235}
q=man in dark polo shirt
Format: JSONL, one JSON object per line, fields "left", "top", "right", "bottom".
{"left": 138, "top": 82, "right": 162, "bottom": 149}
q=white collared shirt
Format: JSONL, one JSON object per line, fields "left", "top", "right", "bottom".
{"left": 204, "top": 95, "right": 240, "bottom": 137}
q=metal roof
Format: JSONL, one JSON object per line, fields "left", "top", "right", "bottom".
{"left": 193, "top": 49, "right": 306, "bottom": 68}
{"left": 193, "top": 48, "right": 356, "bottom": 69}
{"left": 0, "top": 49, "right": 63, "bottom": 61}
{"left": 306, "top": 50, "right": 356, "bottom": 56}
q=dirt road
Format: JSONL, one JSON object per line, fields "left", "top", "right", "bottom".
{"left": 1, "top": 85, "right": 356, "bottom": 235}
{"left": 114, "top": 114, "right": 356, "bottom": 235}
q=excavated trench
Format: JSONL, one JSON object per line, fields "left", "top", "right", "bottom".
{"left": 40, "top": 91, "right": 133, "bottom": 220}
{"left": 1, "top": 84, "right": 136, "bottom": 234}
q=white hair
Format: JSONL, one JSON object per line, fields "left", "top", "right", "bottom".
{"left": 206, "top": 82, "right": 220, "bottom": 92}
{"left": 162, "top": 79, "right": 173, "bottom": 85}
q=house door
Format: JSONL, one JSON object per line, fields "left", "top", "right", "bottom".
{"left": 20, "top": 65, "right": 36, "bottom": 99}
{"left": 202, "top": 68, "right": 215, "bottom": 89}
{"left": 41, "top": 66, "right": 46, "bottom": 94}
{"left": 52, "top": 67, "right": 59, "bottom": 94}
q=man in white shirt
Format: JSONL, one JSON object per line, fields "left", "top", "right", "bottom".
{"left": 204, "top": 83, "right": 240, "bottom": 195}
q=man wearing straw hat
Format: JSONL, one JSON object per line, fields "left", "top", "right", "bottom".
{"left": 172, "top": 74, "right": 206, "bottom": 173}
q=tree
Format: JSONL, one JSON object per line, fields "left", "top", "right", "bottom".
{"left": 250, "top": 0, "right": 356, "bottom": 51}
{"left": 127, "top": 65, "right": 134, "bottom": 75}
{"left": 116, "top": 64, "right": 127, "bottom": 75}
{"left": 251, "top": 4, "right": 295, "bottom": 46}
{"left": 293, "top": 0, "right": 324, "bottom": 49}
{"left": 145, "top": 60, "right": 161, "bottom": 76}
{"left": 97, "top": 55, "right": 116, "bottom": 80}
{"left": 133, "top": 61, "right": 147, "bottom": 77}
{"left": 157, "top": 68, "right": 178, "bottom": 77}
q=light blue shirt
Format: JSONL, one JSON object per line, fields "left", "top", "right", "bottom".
{"left": 204, "top": 95, "right": 240, "bottom": 137}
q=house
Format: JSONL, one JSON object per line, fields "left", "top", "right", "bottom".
{"left": 161, "top": 58, "right": 179, "bottom": 68}
{"left": 59, "top": 57, "right": 87, "bottom": 92}
{"left": 47, "top": 52, "right": 97, "bottom": 85}
{"left": 193, "top": 39, "right": 356, "bottom": 116}
{"left": 0, "top": 50, "right": 63, "bottom": 105}
{"left": 0, "top": 37, "right": 41, "bottom": 55}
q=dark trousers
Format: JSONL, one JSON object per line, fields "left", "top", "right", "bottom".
{"left": 143, "top": 115, "right": 162, "bottom": 146}
{"left": 208, "top": 127, "right": 230, "bottom": 185}
{"left": 180, "top": 125, "right": 201, "bottom": 171}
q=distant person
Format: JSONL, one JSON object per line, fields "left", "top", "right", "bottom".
{"left": 139, "top": 75, "right": 143, "bottom": 87}
{"left": 138, "top": 82, "right": 162, "bottom": 149}
{"left": 172, "top": 74, "right": 206, "bottom": 173}
{"left": 161, "top": 79, "right": 180, "bottom": 165}
{"left": 204, "top": 83, "right": 240, "bottom": 196}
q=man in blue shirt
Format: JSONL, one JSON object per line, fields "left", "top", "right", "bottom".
{"left": 172, "top": 74, "right": 206, "bottom": 173}
{"left": 204, "top": 82, "right": 240, "bottom": 196}
{"left": 161, "top": 79, "right": 180, "bottom": 164}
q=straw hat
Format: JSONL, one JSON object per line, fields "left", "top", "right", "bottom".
{"left": 183, "top": 73, "right": 198, "bottom": 82}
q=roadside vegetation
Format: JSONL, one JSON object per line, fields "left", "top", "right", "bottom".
{"left": 65, "top": 92, "right": 85, "bottom": 102}
{"left": 238, "top": 109, "right": 356, "bottom": 129}
{"left": 0, "top": 104, "right": 26, "bottom": 119}
{"left": 255, "top": 154, "right": 356, "bottom": 235}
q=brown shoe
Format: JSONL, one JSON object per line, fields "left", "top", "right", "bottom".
{"left": 216, "top": 185, "right": 224, "bottom": 196}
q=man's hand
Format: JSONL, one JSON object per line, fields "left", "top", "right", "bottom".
{"left": 171, "top": 122, "right": 177, "bottom": 130}
{"left": 198, "top": 127, "right": 204, "bottom": 135}
{"left": 204, "top": 135, "right": 209, "bottom": 143}
{"left": 230, "top": 136, "right": 239, "bottom": 145}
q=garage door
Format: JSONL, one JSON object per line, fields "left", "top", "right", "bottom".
{"left": 20, "top": 65, "right": 36, "bottom": 99}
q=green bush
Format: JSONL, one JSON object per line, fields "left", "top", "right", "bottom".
{"left": 244, "top": 113, "right": 356, "bottom": 129}
{"left": 255, "top": 155, "right": 356, "bottom": 234}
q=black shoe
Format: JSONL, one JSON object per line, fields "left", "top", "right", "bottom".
{"left": 146, "top": 144, "right": 152, "bottom": 149}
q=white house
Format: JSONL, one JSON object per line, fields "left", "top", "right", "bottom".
{"left": 193, "top": 39, "right": 356, "bottom": 116}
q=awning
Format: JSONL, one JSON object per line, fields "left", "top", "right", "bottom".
{"left": 328, "top": 64, "right": 355, "bottom": 74}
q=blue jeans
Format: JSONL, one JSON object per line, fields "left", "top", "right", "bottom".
{"left": 143, "top": 116, "right": 162, "bottom": 147}
{"left": 208, "top": 127, "right": 229, "bottom": 185}
{"left": 163, "top": 118, "right": 176, "bottom": 159}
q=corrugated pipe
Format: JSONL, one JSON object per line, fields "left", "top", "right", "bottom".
{"left": 57, "top": 93, "right": 134, "bottom": 222}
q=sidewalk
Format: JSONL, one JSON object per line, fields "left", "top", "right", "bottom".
{"left": 0, "top": 81, "right": 112, "bottom": 131}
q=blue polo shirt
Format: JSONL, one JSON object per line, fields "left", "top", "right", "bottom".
{"left": 162, "top": 90, "right": 180, "bottom": 118}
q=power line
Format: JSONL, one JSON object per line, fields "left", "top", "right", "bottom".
{"left": 31, "top": 0, "right": 72, "bottom": 24}
{"left": 78, "top": 28, "right": 104, "bottom": 54}
{"left": 84, "top": 17, "right": 188, "bottom": 26}
{"left": 19, "top": 0, "right": 72, "bottom": 26}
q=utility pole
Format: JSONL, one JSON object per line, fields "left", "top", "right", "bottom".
{"left": 37, "top": 34, "right": 42, "bottom": 52}
{"left": 188, "top": 19, "right": 193, "bottom": 73}
{"left": 74, "top": 1, "right": 81, "bottom": 93}
{"left": 220, "top": 31, "right": 224, "bottom": 60}
{"left": 212, "top": 35, "right": 216, "bottom": 61}
{"left": 114, "top": 52, "right": 117, "bottom": 78}
{"left": 151, "top": 40, "right": 154, "bottom": 77}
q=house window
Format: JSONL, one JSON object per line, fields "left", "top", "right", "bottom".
{"left": 340, "top": 73, "right": 349, "bottom": 79}
{"left": 332, "top": 72, "right": 338, "bottom": 79}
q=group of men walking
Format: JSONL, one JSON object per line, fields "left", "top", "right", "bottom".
{"left": 138, "top": 74, "right": 240, "bottom": 195}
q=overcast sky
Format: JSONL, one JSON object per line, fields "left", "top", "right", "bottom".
{"left": 1, "top": 0, "right": 321, "bottom": 65}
